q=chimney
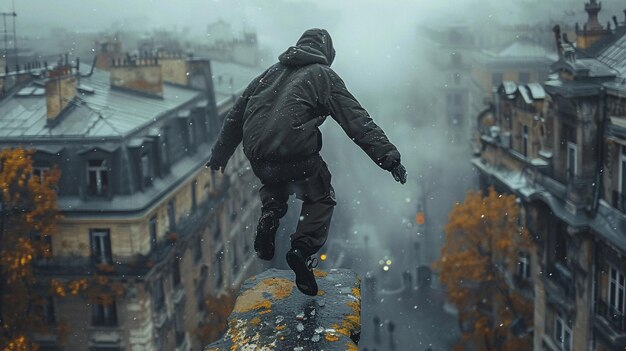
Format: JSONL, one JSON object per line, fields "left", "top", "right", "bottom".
{"left": 109, "top": 56, "right": 163, "bottom": 98}
{"left": 95, "top": 40, "right": 125, "bottom": 70}
{"left": 45, "top": 65, "right": 76, "bottom": 124}
{"left": 553, "top": 25, "right": 563, "bottom": 58}
{"left": 159, "top": 51, "right": 191, "bottom": 86}
{"left": 584, "top": 0, "right": 603, "bottom": 31}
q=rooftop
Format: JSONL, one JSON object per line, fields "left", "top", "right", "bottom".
{"left": 0, "top": 60, "right": 263, "bottom": 141}
{"left": 0, "top": 67, "right": 200, "bottom": 140}
{"left": 480, "top": 39, "right": 558, "bottom": 63}
{"left": 596, "top": 32, "right": 626, "bottom": 76}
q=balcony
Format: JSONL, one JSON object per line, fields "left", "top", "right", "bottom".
{"left": 596, "top": 299, "right": 626, "bottom": 333}
{"left": 565, "top": 175, "right": 594, "bottom": 208}
{"left": 543, "top": 263, "right": 575, "bottom": 306}
{"left": 34, "top": 190, "right": 227, "bottom": 278}
{"left": 612, "top": 190, "right": 626, "bottom": 213}
{"left": 594, "top": 299, "right": 626, "bottom": 348}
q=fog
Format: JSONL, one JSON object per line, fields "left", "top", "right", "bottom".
{"left": 7, "top": 0, "right": 603, "bottom": 349}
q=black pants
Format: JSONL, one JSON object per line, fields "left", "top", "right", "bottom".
{"left": 252, "top": 155, "right": 336, "bottom": 258}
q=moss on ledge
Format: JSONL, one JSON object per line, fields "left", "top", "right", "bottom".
{"left": 205, "top": 268, "right": 361, "bottom": 351}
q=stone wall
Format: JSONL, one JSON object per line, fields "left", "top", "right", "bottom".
{"left": 206, "top": 268, "right": 361, "bottom": 351}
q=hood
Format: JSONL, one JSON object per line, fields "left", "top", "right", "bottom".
{"left": 278, "top": 28, "right": 336, "bottom": 67}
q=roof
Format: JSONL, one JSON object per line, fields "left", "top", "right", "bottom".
{"left": 596, "top": 32, "right": 626, "bottom": 76}
{"left": 0, "top": 60, "right": 264, "bottom": 141}
{"left": 481, "top": 39, "right": 558, "bottom": 63}
{"left": 0, "top": 67, "right": 200, "bottom": 140}
{"left": 498, "top": 81, "right": 545, "bottom": 103}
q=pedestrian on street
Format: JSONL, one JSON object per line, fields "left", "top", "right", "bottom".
{"left": 207, "top": 28, "right": 407, "bottom": 296}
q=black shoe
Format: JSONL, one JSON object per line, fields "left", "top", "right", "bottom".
{"left": 255, "top": 211, "right": 279, "bottom": 260}
{"left": 286, "top": 248, "right": 319, "bottom": 296}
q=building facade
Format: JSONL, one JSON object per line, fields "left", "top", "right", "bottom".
{"left": 473, "top": 2, "right": 626, "bottom": 350}
{"left": 0, "top": 47, "right": 262, "bottom": 350}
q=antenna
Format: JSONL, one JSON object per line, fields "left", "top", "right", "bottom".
{"left": 0, "top": 1, "right": 17, "bottom": 69}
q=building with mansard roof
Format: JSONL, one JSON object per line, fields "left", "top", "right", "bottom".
{"left": 473, "top": 1, "right": 626, "bottom": 350}
{"left": 0, "top": 48, "right": 263, "bottom": 350}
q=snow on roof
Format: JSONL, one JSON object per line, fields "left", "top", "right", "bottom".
{"left": 526, "top": 82, "right": 545, "bottom": 99}
{"left": 500, "top": 81, "right": 517, "bottom": 95}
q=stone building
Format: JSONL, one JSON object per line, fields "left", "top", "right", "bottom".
{"left": 422, "top": 22, "right": 558, "bottom": 142}
{"left": 473, "top": 2, "right": 626, "bottom": 350}
{"left": 421, "top": 23, "right": 478, "bottom": 140}
{"left": 0, "top": 49, "right": 262, "bottom": 350}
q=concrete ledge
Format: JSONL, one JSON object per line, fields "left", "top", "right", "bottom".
{"left": 205, "top": 268, "right": 361, "bottom": 351}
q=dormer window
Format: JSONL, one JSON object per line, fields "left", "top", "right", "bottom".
{"left": 87, "top": 159, "right": 109, "bottom": 196}
{"left": 160, "top": 130, "right": 169, "bottom": 166}
{"left": 141, "top": 152, "right": 153, "bottom": 187}
{"left": 32, "top": 165, "right": 50, "bottom": 184}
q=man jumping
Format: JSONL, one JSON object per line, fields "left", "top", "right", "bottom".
{"left": 207, "top": 28, "right": 406, "bottom": 296}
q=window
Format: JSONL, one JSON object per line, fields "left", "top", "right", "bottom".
{"left": 194, "top": 234, "right": 203, "bottom": 262}
{"left": 188, "top": 121, "right": 195, "bottom": 147}
{"left": 566, "top": 142, "right": 577, "bottom": 179}
{"left": 160, "top": 130, "right": 169, "bottom": 165}
{"left": 609, "top": 267, "right": 626, "bottom": 315}
{"left": 167, "top": 199, "right": 176, "bottom": 231}
{"left": 522, "top": 125, "right": 529, "bottom": 157}
{"left": 517, "top": 251, "right": 531, "bottom": 279}
{"left": 92, "top": 297, "right": 117, "bottom": 326}
{"left": 213, "top": 219, "right": 221, "bottom": 241}
{"left": 555, "top": 225, "right": 568, "bottom": 265}
{"left": 87, "top": 159, "right": 109, "bottom": 196}
{"left": 191, "top": 181, "right": 197, "bottom": 213}
{"left": 90, "top": 229, "right": 112, "bottom": 265}
{"left": 618, "top": 145, "right": 626, "bottom": 198}
{"left": 554, "top": 313, "right": 573, "bottom": 351}
{"left": 451, "top": 113, "right": 462, "bottom": 126}
{"left": 492, "top": 72, "right": 503, "bottom": 87}
{"left": 454, "top": 94, "right": 462, "bottom": 107}
{"left": 450, "top": 51, "right": 462, "bottom": 65}
{"left": 232, "top": 238, "right": 239, "bottom": 275}
{"left": 149, "top": 216, "right": 158, "bottom": 249}
{"left": 172, "top": 257, "right": 181, "bottom": 288}
{"left": 454, "top": 73, "right": 461, "bottom": 84}
{"left": 174, "top": 311, "right": 186, "bottom": 346}
{"left": 197, "top": 266, "right": 208, "bottom": 311}
{"left": 141, "top": 153, "right": 153, "bottom": 187}
{"left": 216, "top": 250, "right": 224, "bottom": 288}
{"left": 32, "top": 165, "right": 50, "bottom": 183}
{"left": 153, "top": 278, "right": 165, "bottom": 313}
{"left": 32, "top": 233, "right": 52, "bottom": 260}
{"left": 519, "top": 72, "right": 530, "bottom": 84}
{"left": 34, "top": 296, "right": 56, "bottom": 325}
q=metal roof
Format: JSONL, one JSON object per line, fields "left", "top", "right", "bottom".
{"left": 596, "top": 33, "right": 626, "bottom": 76}
{"left": 480, "top": 39, "right": 558, "bottom": 63}
{"left": 0, "top": 67, "right": 200, "bottom": 140}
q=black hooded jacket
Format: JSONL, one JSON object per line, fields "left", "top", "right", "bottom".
{"left": 211, "top": 28, "right": 401, "bottom": 173}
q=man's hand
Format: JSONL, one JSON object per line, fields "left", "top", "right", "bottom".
{"left": 205, "top": 157, "right": 225, "bottom": 173}
{"left": 390, "top": 163, "right": 407, "bottom": 184}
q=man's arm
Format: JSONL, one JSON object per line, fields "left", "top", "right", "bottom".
{"left": 323, "top": 70, "right": 404, "bottom": 177}
{"left": 208, "top": 71, "right": 265, "bottom": 171}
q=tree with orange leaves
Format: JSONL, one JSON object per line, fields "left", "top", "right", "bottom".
{"left": 194, "top": 290, "right": 237, "bottom": 345}
{"left": 0, "top": 148, "right": 62, "bottom": 350}
{"left": 433, "top": 187, "right": 533, "bottom": 351}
